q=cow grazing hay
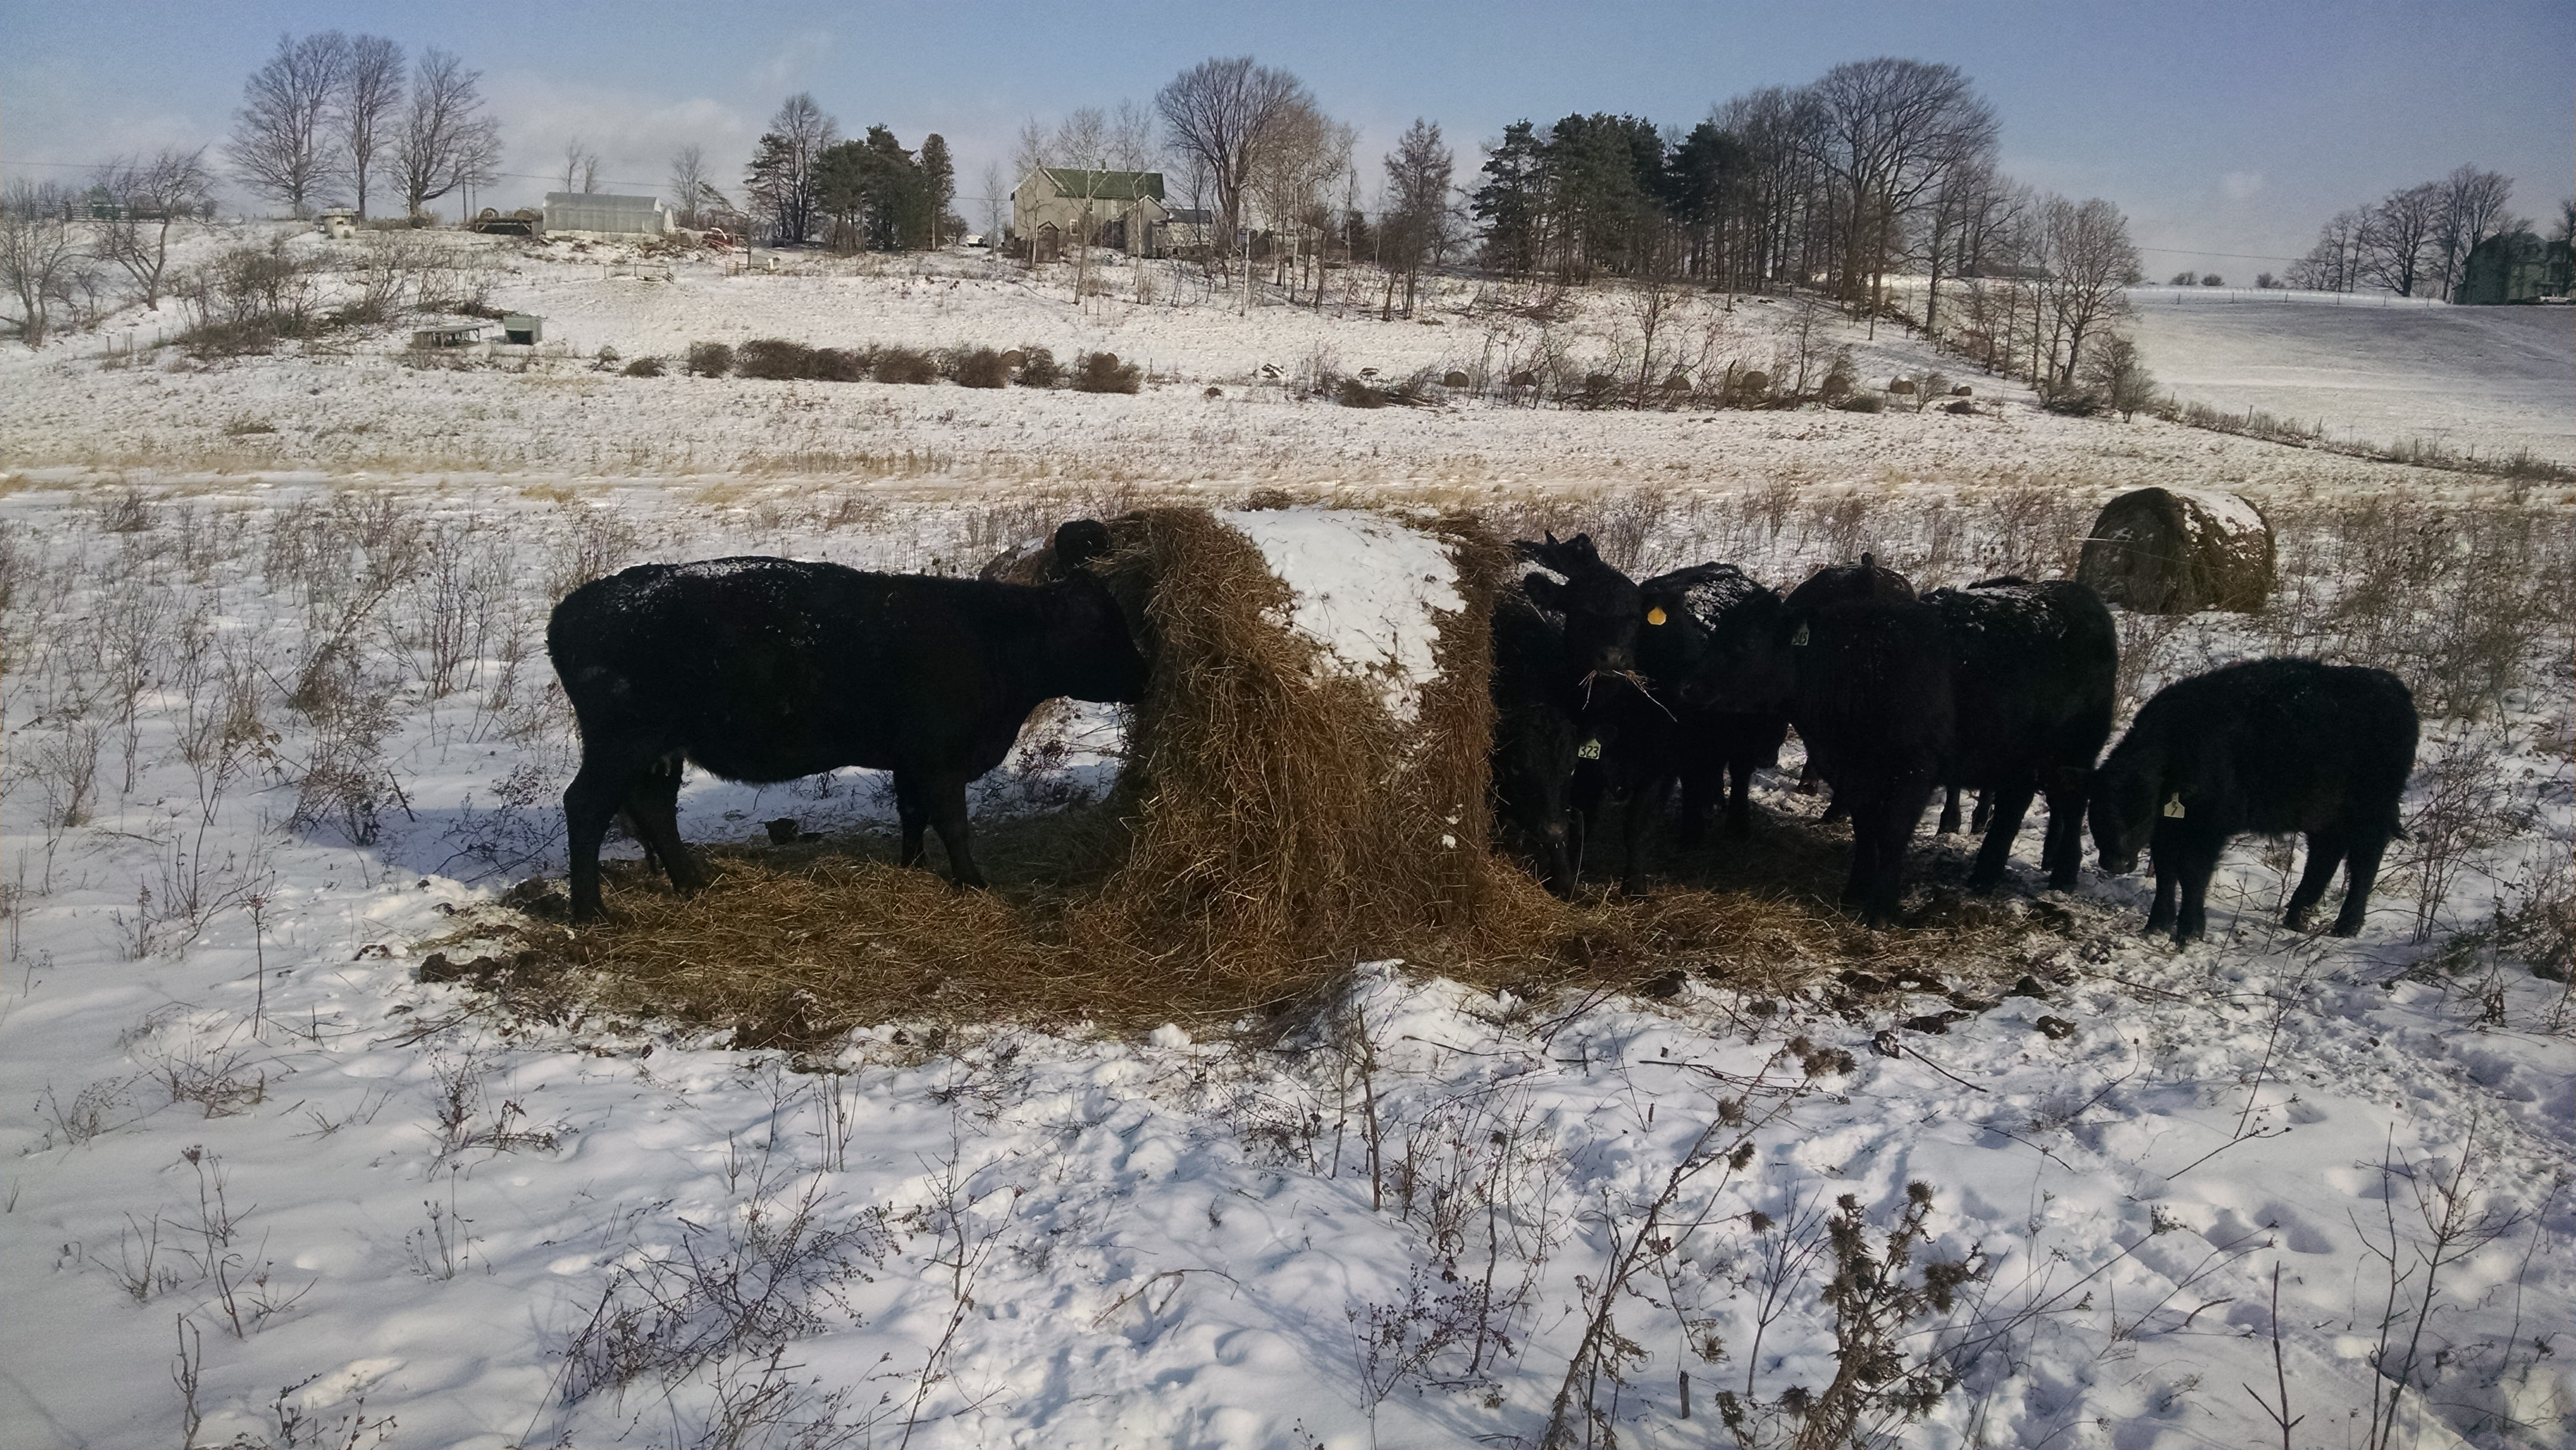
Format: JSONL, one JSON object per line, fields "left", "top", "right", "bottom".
{"left": 2076, "top": 486, "right": 2275, "bottom": 613}
{"left": 480, "top": 507, "right": 2075, "bottom": 1045}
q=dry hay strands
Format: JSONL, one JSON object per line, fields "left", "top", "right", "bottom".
{"left": 1068, "top": 507, "right": 1546, "bottom": 1004}
{"left": 565, "top": 854, "right": 1092, "bottom": 1047}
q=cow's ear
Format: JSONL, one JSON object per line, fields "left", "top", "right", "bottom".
{"left": 1564, "top": 534, "right": 1600, "bottom": 566}
{"left": 1521, "top": 572, "right": 1567, "bottom": 611}
{"left": 1053, "top": 519, "right": 1113, "bottom": 572}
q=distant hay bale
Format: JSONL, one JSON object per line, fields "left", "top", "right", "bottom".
{"left": 2076, "top": 486, "right": 2275, "bottom": 613}
{"left": 1739, "top": 370, "right": 1770, "bottom": 393}
{"left": 1442, "top": 370, "right": 1471, "bottom": 389}
{"left": 1509, "top": 370, "right": 1538, "bottom": 388}
{"left": 1888, "top": 377, "right": 1915, "bottom": 395}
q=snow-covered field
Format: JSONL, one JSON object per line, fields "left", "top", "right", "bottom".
{"left": 4, "top": 230, "right": 2571, "bottom": 1450}
{"left": 2124, "top": 286, "right": 2575, "bottom": 465}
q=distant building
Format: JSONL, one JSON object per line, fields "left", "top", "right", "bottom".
{"left": 1011, "top": 169, "right": 1168, "bottom": 259}
{"left": 2456, "top": 230, "right": 2567, "bottom": 304}
{"left": 541, "top": 191, "right": 673, "bottom": 240}
{"left": 1161, "top": 207, "right": 1215, "bottom": 259}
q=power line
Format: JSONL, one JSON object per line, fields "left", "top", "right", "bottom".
{"left": 2136, "top": 244, "right": 2303, "bottom": 263}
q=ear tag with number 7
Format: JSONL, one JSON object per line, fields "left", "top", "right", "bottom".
{"left": 2162, "top": 794, "right": 2187, "bottom": 819}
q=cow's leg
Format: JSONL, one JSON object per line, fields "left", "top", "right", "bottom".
{"left": 1866, "top": 779, "right": 1939, "bottom": 925}
{"left": 1968, "top": 781, "right": 2038, "bottom": 893}
{"left": 2147, "top": 865, "right": 2178, "bottom": 937}
{"left": 2283, "top": 828, "right": 2349, "bottom": 931}
{"left": 1618, "top": 775, "right": 1671, "bottom": 894}
{"left": 2175, "top": 848, "right": 2219, "bottom": 944}
{"left": 893, "top": 773, "right": 933, "bottom": 870}
{"left": 1725, "top": 756, "right": 1756, "bottom": 838}
{"left": 923, "top": 773, "right": 987, "bottom": 888}
{"left": 564, "top": 749, "right": 649, "bottom": 924}
{"left": 2040, "top": 780, "right": 2088, "bottom": 891}
{"left": 621, "top": 754, "right": 705, "bottom": 895}
{"left": 1677, "top": 768, "right": 1713, "bottom": 850}
{"left": 1937, "top": 785, "right": 1962, "bottom": 835}
{"left": 2331, "top": 829, "right": 2392, "bottom": 937}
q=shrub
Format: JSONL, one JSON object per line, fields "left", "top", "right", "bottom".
{"left": 949, "top": 346, "right": 1010, "bottom": 389}
{"left": 1835, "top": 392, "right": 1883, "bottom": 413}
{"left": 871, "top": 346, "right": 937, "bottom": 385}
{"left": 686, "top": 342, "right": 733, "bottom": 377}
{"left": 622, "top": 356, "right": 665, "bottom": 377}
{"left": 1072, "top": 351, "right": 1142, "bottom": 394}
{"left": 1015, "top": 346, "right": 1062, "bottom": 388}
{"left": 810, "top": 346, "right": 869, "bottom": 382}
{"left": 1337, "top": 377, "right": 1388, "bottom": 408}
{"left": 736, "top": 338, "right": 816, "bottom": 380}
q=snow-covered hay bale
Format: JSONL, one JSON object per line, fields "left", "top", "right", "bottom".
{"left": 2076, "top": 486, "right": 2275, "bottom": 614}
{"left": 1069, "top": 506, "right": 1542, "bottom": 990}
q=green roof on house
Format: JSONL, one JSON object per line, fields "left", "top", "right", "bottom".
{"left": 1037, "top": 168, "right": 1166, "bottom": 202}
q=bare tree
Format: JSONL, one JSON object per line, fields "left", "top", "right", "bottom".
{"left": 667, "top": 144, "right": 726, "bottom": 229}
{"left": 1, "top": 181, "right": 83, "bottom": 346}
{"left": 2432, "top": 165, "right": 2515, "bottom": 299}
{"left": 1247, "top": 98, "right": 1352, "bottom": 307}
{"left": 228, "top": 30, "right": 349, "bottom": 216}
{"left": 1106, "top": 99, "right": 1160, "bottom": 172}
{"left": 1380, "top": 118, "right": 1453, "bottom": 318}
{"left": 2289, "top": 206, "right": 2371, "bottom": 292}
{"left": 92, "top": 149, "right": 213, "bottom": 309}
{"left": 1805, "top": 57, "right": 1999, "bottom": 318}
{"left": 336, "top": 34, "right": 405, "bottom": 219}
{"left": 392, "top": 48, "right": 503, "bottom": 224}
{"left": 743, "top": 93, "right": 837, "bottom": 245}
{"left": 2362, "top": 181, "right": 2442, "bottom": 297}
{"left": 977, "top": 160, "right": 1006, "bottom": 243}
{"left": 1156, "top": 56, "right": 1311, "bottom": 273}
{"left": 560, "top": 138, "right": 602, "bottom": 194}
{"left": 2036, "top": 194, "right": 2138, "bottom": 390}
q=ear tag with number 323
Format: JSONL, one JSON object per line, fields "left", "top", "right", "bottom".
{"left": 2162, "top": 794, "right": 2186, "bottom": 819}
{"left": 1577, "top": 739, "right": 1602, "bottom": 760}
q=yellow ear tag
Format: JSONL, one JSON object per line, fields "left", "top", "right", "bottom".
{"left": 2162, "top": 794, "right": 2186, "bottom": 819}
{"left": 1646, "top": 607, "right": 1667, "bottom": 626}
{"left": 1577, "top": 739, "right": 1603, "bottom": 760}
{"left": 1791, "top": 623, "right": 1810, "bottom": 646}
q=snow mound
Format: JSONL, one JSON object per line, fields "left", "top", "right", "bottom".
{"left": 1216, "top": 507, "right": 1464, "bottom": 723}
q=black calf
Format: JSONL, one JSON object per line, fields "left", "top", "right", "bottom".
{"left": 2092, "top": 658, "right": 2417, "bottom": 943}
{"left": 1927, "top": 577, "right": 2117, "bottom": 892}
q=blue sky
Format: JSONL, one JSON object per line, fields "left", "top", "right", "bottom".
{"left": 5, "top": 1, "right": 2567, "bottom": 275}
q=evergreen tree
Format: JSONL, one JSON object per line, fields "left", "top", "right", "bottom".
{"left": 918, "top": 133, "right": 954, "bottom": 247}
{"left": 1471, "top": 120, "right": 1543, "bottom": 275}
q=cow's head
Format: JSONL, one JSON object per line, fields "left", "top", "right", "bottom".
{"left": 1515, "top": 532, "right": 1640, "bottom": 681}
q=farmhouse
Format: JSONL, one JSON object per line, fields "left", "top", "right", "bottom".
{"left": 1012, "top": 168, "right": 1168, "bottom": 260}
{"left": 2456, "top": 229, "right": 2569, "bottom": 305}
{"left": 541, "top": 191, "right": 674, "bottom": 240}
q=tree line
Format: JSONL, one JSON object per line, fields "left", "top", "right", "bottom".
{"left": 2286, "top": 166, "right": 2553, "bottom": 299}
{"left": 727, "top": 94, "right": 957, "bottom": 252}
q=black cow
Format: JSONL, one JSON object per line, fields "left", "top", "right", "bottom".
{"left": 1489, "top": 532, "right": 1643, "bottom": 896}
{"left": 546, "top": 520, "right": 1148, "bottom": 922}
{"left": 2092, "top": 658, "right": 2417, "bottom": 943}
{"left": 1606, "top": 563, "right": 1791, "bottom": 851}
{"left": 1697, "top": 565, "right": 2116, "bottom": 923}
{"left": 1925, "top": 577, "right": 2117, "bottom": 891}
{"left": 1783, "top": 556, "right": 1917, "bottom": 814}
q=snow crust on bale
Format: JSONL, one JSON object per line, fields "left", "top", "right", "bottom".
{"left": 1215, "top": 507, "right": 1463, "bottom": 724}
{"left": 2076, "top": 485, "right": 2276, "bottom": 614}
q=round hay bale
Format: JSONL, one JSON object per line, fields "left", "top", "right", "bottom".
{"left": 2076, "top": 487, "right": 2275, "bottom": 614}
{"left": 1071, "top": 507, "right": 1534, "bottom": 986}
{"left": 1507, "top": 370, "right": 1538, "bottom": 388}
{"left": 1442, "top": 370, "right": 1471, "bottom": 389}
{"left": 1888, "top": 377, "right": 1915, "bottom": 395}
{"left": 1001, "top": 349, "right": 1026, "bottom": 370}
{"left": 1740, "top": 370, "right": 1770, "bottom": 393}
{"left": 1662, "top": 370, "right": 1691, "bottom": 391}
{"left": 1950, "top": 384, "right": 1972, "bottom": 396}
